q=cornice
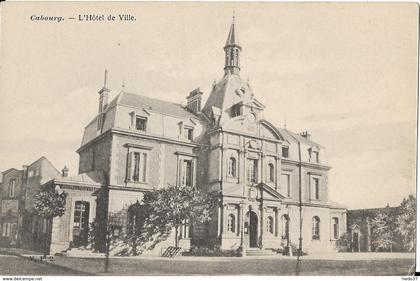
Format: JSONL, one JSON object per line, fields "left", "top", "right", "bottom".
{"left": 206, "top": 128, "right": 282, "bottom": 144}
{"left": 78, "top": 128, "right": 203, "bottom": 153}
{"left": 281, "top": 159, "right": 331, "bottom": 170}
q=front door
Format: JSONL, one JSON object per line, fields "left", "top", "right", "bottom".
{"left": 249, "top": 211, "right": 258, "bottom": 248}
{"left": 73, "top": 201, "right": 90, "bottom": 247}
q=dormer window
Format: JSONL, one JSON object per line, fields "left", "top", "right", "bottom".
{"left": 282, "top": 147, "right": 289, "bottom": 158}
{"left": 314, "top": 151, "right": 319, "bottom": 163}
{"left": 183, "top": 126, "right": 193, "bottom": 141}
{"left": 231, "top": 104, "right": 242, "bottom": 117}
{"left": 309, "top": 147, "right": 320, "bottom": 163}
{"left": 135, "top": 116, "right": 147, "bottom": 132}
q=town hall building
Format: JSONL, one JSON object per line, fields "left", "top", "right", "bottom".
{"left": 44, "top": 19, "right": 347, "bottom": 255}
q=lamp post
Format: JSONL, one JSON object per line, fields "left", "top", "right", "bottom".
{"left": 238, "top": 200, "right": 245, "bottom": 256}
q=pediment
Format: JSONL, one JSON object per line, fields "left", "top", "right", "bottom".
{"left": 256, "top": 183, "right": 284, "bottom": 201}
{"left": 309, "top": 145, "right": 321, "bottom": 152}
{"left": 259, "top": 120, "right": 283, "bottom": 141}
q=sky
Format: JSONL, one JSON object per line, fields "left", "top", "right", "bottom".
{"left": 0, "top": 2, "right": 418, "bottom": 209}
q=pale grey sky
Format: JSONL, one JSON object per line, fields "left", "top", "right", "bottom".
{"left": 0, "top": 2, "right": 417, "bottom": 209}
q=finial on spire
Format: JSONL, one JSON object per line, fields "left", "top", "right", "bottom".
{"left": 103, "top": 69, "right": 108, "bottom": 88}
{"left": 122, "top": 77, "right": 126, "bottom": 89}
{"left": 232, "top": 7, "right": 236, "bottom": 23}
{"left": 284, "top": 118, "right": 287, "bottom": 129}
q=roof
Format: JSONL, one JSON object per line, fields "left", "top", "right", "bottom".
{"left": 111, "top": 91, "right": 201, "bottom": 120}
{"left": 278, "top": 128, "right": 323, "bottom": 148}
{"left": 202, "top": 74, "right": 256, "bottom": 124}
{"left": 27, "top": 156, "right": 61, "bottom": 175}
{"left": 1, "top": 168, "right": 21, "bottom": 175}
{"left": 55, "top": 171, "right": 105, "bottom": 187}
{"left": 348, "top": 206, "right": 399, "bottom": 213}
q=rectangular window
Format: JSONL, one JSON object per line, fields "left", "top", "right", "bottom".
{"left": 281, "top": 174, "right": 291, "bottom": 197}
{"left": 183, "top": 127, "right": 193, "bottom": 141}
{"left": 132, "top": 152, "right": 147, "bottom": 182}
{"left": 312, "top": 178, "right": 320, "bottom": 200}
{"left": 247, "top": 159, "right": 258, "bottom": 183}
{"left": 8, "top": 179, "right": 16, "bottom": 198}
{"left": 333, "top": 217, "right": 339, "bottom": 239}
{"left": 282, "top": 147, "right": 289, "bottom": 158}
{"left": 2, "top": 223, "right": 8, "bottom": 237}
{"left": 181, "top": 160, "right": 193, "bottom": 187}
{"left": 135, "top": 116, "right": 147, "bottom": 132}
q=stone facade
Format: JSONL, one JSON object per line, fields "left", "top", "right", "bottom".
{"left": 44, "top": 19, "right": 347, "bottom": 255}
{"left": 0, "top": 157, "right": 61, "bottom": 249}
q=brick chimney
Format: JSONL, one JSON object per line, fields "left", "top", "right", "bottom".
{"left": 186, "top": 88, "right": 203, "bottom": 114}
{"left": 62, "top": 166, "right": 69, "bottom": 178}
{"left": 299, "top": 131, "right": 311, "bottom": 139}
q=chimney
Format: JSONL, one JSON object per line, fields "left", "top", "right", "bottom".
{"left": 97, "top": 70, "right": 110, "bottom": 131}
{"left": 98, "top": 70, "right": 110, "bottom": 114}
{"left": 299, "top": 131, "right": 311, "bottom": 139}
{"left": 62, "top": 166, "right": 69, "bottom": 178}
{"left": 186, "top": 88, "right": 203, "bottom": 114}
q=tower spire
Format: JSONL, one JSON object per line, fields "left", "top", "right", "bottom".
{"left": 224, "top": 14, "right": 241, "bottom": 75}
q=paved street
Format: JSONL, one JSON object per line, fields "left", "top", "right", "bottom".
{"left": 0, "top": 250, "right": 415, "bottom": 276}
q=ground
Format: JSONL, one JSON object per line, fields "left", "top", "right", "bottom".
{"left": 0, "top": 248, "right": 415, "bottom": 276}
{"left": 0, "top": 255, "right": 89, "bottom": 276}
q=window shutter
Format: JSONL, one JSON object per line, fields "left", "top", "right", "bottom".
{"left": 126, "top": 152, "right": 133, "bottom": 181}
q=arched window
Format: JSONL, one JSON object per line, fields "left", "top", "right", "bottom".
{"left": 227, "top": 214, "right": 236, "bottom": 233}
{"left": 228, "top": 157, "right": 237, "bottom": 177}
{"left": 281, "top": 215, "right": 290, "bottom": 239}
{"left": 268, "top": 163, "right": 275, "bottom": 182}
{"left": 312, "top": 216, "right": 320, "bottom": 240}
{"left": 266, "top": 216, "right": 274, "bottom": 234}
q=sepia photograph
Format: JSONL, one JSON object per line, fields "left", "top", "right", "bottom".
{"left": 0, "top": 1, "right": 417, "bottom": 277}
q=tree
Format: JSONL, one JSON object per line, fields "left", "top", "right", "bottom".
{"left": 396, "top": 195, "right": 416, "bottom": 251}
{"left": 336, "top": 233, "right": 352, "bottom": 252}
{"left": 33, "top": 188, "right": 67, "bottom": 255}
{"left": 370, "top": 211, "right": 394, "bottom": 251}
{"left": 142, "top": 185, "right": 217, "bottom": 248}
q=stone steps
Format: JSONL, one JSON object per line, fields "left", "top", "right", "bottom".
{"left": 245, "top": 248, "right": 277, "bottom": 256}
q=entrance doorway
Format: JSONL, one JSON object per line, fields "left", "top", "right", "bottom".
{"left": 249, "top": 211, "right": 258, "bottom": 248}
{"left": 73, "top": 201, "right": 90, "bottom": 247}
{"left": 352, "top": 232, "right": 359, "bottom": 252}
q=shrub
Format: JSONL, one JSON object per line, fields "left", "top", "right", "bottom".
{"left": 182, "top": 246, "right": 240, "bottom": 257}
